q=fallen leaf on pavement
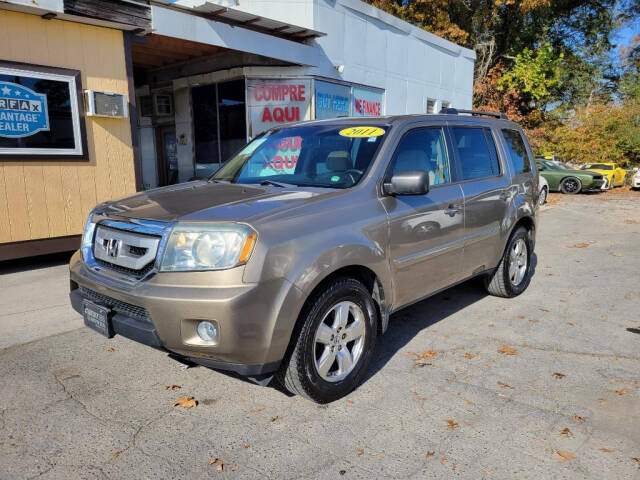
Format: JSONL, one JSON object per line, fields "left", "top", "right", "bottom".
{"left": 552, "top": 372, "right": 566, "bottom": 379}
{"left": 446, "top": 419, "right": 459, "bottom": 430}
{"left": 624, "top": 219, "right": 638, "bottom": 224}
{"left": 497, "top": 381, "right": 513, "bottom": 389}
{"left": 105, "top": 346, "right": 115, "bottom": 352}
{"left": 599, "top": 398, "right": 607, "bottom": 405}
{"left": 600, "top": 448, "right": 614, "bottom": 453}
{"left": 426, "top": 451, "right": 435, "bottom": 458}
{"left": 560, "top": 427, "right": 572, "bottom": 437}
{"left": 110, "top": 450, "right": 120, "bottom": 457}
{"left": 540, "top": 308, "right": 550, "bottom": 312}
{"left": 573, "top": 415, "right": 585, "bottom": 423}
{"left": 209, "top": 457, "right": 217, "bottom": 465}
{"left": 371, "top": 453, "right": 384, "bottom": 459}
{"left": 611, "top": 252, "right": 624, "bottom": 257}
{"left": 439, "top": 457, "right": 446, "bottom": 464}
{"left": 608, "top": 387, "right": 629, "bottom": 396}
{"left": 173, "top": 396, "right": 197, "bottom": 408}
{"left": 498, "top": 344, "right": 518, "bottom": 355}
{"left": 406, "top": 350, "right": 437, "bottom": 366}
{"left": 488, "top": 323, "right": 495, "bottom": 328}
{"left": 356, "top": 449, "right": 364, "bottom": 457}
{"left": 632, "top": 457, "right": 640, "bottom": 463}
{"left": 250, "top": 407, "right": 264, "bottom": 414}
{"left": 570, "top": 242, "right": 592, "bottom": 248}
{"left": 242, "top": 443, "right": 250, "bottom": 449}
{"left": 552, "top": 450, "right": 576, "bottom": 462}
{"left": 463, "top": 353, "right": 475, "bottom": 359}
{"left": 518, "top": 314, "right": 526, "bottom": 319}
{"left": 164, "top": 384, "right": 181, "bottom": 390}
{"left": 529, "top": 319, "right": 540, "bottom": 324}
{"left": 270, "top": 416, "right": 281, "bottom": 422}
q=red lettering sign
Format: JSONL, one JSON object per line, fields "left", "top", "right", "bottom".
{"left": 354, "top": 98, "right": 381, "bottom": 116}
{"left": 253, "top": 84, "right": 306, "bottom": 103}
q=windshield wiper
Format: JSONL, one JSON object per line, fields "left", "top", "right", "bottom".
{"left": 259, "top": 180, "right": 292, "bottom": 188}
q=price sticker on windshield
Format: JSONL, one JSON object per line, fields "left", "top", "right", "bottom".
{"left": 339, "top": 126, "right": 385, "bottom": 138}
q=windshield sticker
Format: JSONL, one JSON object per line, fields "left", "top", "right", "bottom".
{"left": 339, "top": 126, "right": 385, "bottom": 138}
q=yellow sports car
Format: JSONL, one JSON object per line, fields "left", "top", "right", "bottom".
{"left": 580, "top": 163, "right": 627, "bottom": 189}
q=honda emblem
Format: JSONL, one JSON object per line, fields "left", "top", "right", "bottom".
{"left": 105, "top": 238, "right": 121, "bottom": 258}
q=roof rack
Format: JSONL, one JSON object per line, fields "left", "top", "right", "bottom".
{"left": 439, "top": 108, "right": 507, "bottom": 119}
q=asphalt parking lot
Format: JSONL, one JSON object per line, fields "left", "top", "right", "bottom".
{"left": 1, "top": 190, "right": 639, "bottom": 479}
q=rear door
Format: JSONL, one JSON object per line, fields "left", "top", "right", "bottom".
{"left": 448, "top": 125, "right": 511, "bottom": 277}
{"left": 381, "top": 125, "right": 466, "bottom": 308}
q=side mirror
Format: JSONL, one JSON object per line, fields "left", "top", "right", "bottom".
{"left": 383, "top": 170, "right": 429, "bottom": 196}
{"left": 537, "top": 164, "right": 545, "bottom": 171}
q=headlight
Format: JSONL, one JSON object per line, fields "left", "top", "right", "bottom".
{"left": 81, "top": 213, "right": 96, "bottom": 261}
{"left": 160, "top": 223, "right": 257, "bottom": 272}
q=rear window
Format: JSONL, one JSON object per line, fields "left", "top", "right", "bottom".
{"left": 501, "top": 129, "right": 531, "bottom": 174}
{"left": 451, "top": 127, "right": 500, "bottom": 180}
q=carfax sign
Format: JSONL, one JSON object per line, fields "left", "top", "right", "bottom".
{"left": 0, "top": 81, "right": 49, "bottom": 138}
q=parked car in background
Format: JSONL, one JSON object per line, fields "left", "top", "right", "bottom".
{"left": 538, "top": 174, "right": 549, "bottom": 205}
{"left": 535, "top": 159, "right": 605, "bottom": 194}
{"left": 580, "top": 163, "right": 627, "bottom": 189}
{"left": 632, "top": 169, "right": 640, "bottom": 190}
{"left": 69, "top": 111, "right": 538, "bottom": 403}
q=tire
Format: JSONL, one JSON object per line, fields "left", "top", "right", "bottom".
{"left": 538, "top": 186, "right": 548, "bottom": 206}
{"left": 560, "top": 177, "right": 582, "bottom": 194}
{"left": 277, "top": 278, "right": 378, "bottom": 403}
{"left": 485, "top": 226, "right": 533, "bottom": 298}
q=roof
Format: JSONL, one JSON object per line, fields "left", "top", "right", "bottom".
{"left": 154, "top": 1, "right": 325, "bottom": 41}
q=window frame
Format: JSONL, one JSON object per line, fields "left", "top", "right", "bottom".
{"left": 446, "top": 125, "right": 505, "bottom": 183}
{"left": 382, "top": 125, "right": 453, "bottom": 190}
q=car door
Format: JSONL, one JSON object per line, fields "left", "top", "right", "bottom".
{"left": 380, "top": 125, "right": 466, "bottom": 308}
{"left": 448, "top": 125, "right": 512, "bottom": 277}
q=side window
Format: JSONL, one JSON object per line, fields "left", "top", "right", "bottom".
{"left": 501, "top": 129, "right": 531, "bottom": 174}
{"left": 390, "top": 128, "right": 450, "bottom": 186}
{"left": 451, "top": 127, "right": 498, "bottom": 180}
{"left": 483, "top": 129, "right": 501, "bottom": 175}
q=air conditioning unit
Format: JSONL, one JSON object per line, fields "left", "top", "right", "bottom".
{"left": 84, "top": 90, "right": 128, "bottom": 118}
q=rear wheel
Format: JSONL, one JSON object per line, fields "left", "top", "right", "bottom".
{"left": 560, "top": 177, "right": 581, "bottom": 194}
{"left": 277, "top": 278, "right": 377, "bottom": 403}
{"left": 485, "top": 227, "right": 533, "bottom": 298}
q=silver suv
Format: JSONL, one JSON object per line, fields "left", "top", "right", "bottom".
{"left": 69, "top": 110, "right": 538, "bottom": 403}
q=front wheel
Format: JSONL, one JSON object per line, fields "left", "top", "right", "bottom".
{"left": 277, "top": 278, "right": 377, "bottom": 403}
{"left": 485, "top": 227, "right": 533, "bottom": 298}
{"left": 560, "top": 177, "right": 582, "bottom": 194}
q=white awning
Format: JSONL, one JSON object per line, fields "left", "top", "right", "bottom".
{"left": 157, "top": 1, "right": 326, "bottom": 40}
{"left": 151, "top": 3, "right": 326, "bottom": 67}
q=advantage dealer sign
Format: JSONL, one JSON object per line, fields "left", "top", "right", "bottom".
{"left": 0, "top": 81, "right": 49, "bottom": 138}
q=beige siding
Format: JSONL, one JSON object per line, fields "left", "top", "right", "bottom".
{"left": 0, "top": 10, "right": 136, "bottom": 243}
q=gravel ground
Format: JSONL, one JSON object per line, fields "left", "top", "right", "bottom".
{"left": 1, "top": 189, "right": 639, "bottom": 479}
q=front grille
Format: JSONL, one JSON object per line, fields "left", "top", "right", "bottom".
{"left": 94, "top": 258, "right": 155, "bottom": 280}
{"left": 79, "top": 286, "right": 151, "bottom": 323}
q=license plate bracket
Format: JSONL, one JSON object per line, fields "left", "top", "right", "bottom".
{"left": 82, "top": 300, "right": 114, "bottom": 338}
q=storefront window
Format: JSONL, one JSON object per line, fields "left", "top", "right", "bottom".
{"left": 315, "top": 80, "right": 350, "bottom": 119}
{"left": 0, "top": 63, "right": 85, "bottom": 158}
{"left": 192, "top": 83, "right": 219, "bottom": 178}
{"left": 218, "top": 80, "right": 246, "bottom": 163}
{"left": 352, "top": 86, "right": 384, "bottom": 117}
{"left": 247, "top": 78, "right": 311, "bottom": 138}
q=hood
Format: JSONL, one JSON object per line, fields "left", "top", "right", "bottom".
{"left": 98, "top": 181, "right": 340, "bottom": 224}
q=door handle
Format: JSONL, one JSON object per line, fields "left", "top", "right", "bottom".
{"left": 444, "top": 204, "right": 461, "bottom": 216}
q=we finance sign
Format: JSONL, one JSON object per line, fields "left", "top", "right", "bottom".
{"left": 0, "top": 81, "right": 49, "bottom": 138}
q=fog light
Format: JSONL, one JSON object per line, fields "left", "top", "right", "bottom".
{"left": 197, "top": 321, "right": 218, "bottom": 342}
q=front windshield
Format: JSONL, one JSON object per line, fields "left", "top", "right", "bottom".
{"left": 540, "top": 160, "right": 563, "bottom": 170}
{"left": 212, "top": 125, "right": 388, "bottom": 189}
{"left": 581, "top": 164, "right": 612, "bottom": 170}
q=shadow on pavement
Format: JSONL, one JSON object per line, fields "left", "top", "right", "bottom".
{"left": 0, "top": 251, "right": 74, "bottom": 275}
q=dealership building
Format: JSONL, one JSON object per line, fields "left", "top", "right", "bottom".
{"left": 0, "top": 0, "right": 475, "bottom": 259}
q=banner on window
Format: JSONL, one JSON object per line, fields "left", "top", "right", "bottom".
{"left": 352, "top": 86, "right": 384, "bottom": 117}
{"left": 247, "top": 78, "right": 311, "bottom": 137}
{"left": 315, "top": 80, "right": 350, "bottom": 119}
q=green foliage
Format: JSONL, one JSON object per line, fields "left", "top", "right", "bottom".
{"left": 498, "top": 44, "right": 563, "bottom": 104}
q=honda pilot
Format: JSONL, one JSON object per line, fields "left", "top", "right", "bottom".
{"left": 69, "top": 110, "right": 538, "bottom": 403}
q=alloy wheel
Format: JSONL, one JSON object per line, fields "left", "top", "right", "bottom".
{"left": 313, "top": 301, "right": 366, "bottom": 382}
{"left": 508, "top": 238, "right": 528, "bottom": 286}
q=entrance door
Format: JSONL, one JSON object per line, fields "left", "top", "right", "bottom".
{"left": 381, "top": 126, "right": 466, "bottom": 308}
{"left": 156, "top": 125, "right": 178, "bottom": 186}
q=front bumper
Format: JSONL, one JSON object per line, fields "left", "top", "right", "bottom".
{"left": 69, "top": 250, "right": 303, "bottom": 376}
{"left": 632, "top": 177, "right": 640, "bottom": 188}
